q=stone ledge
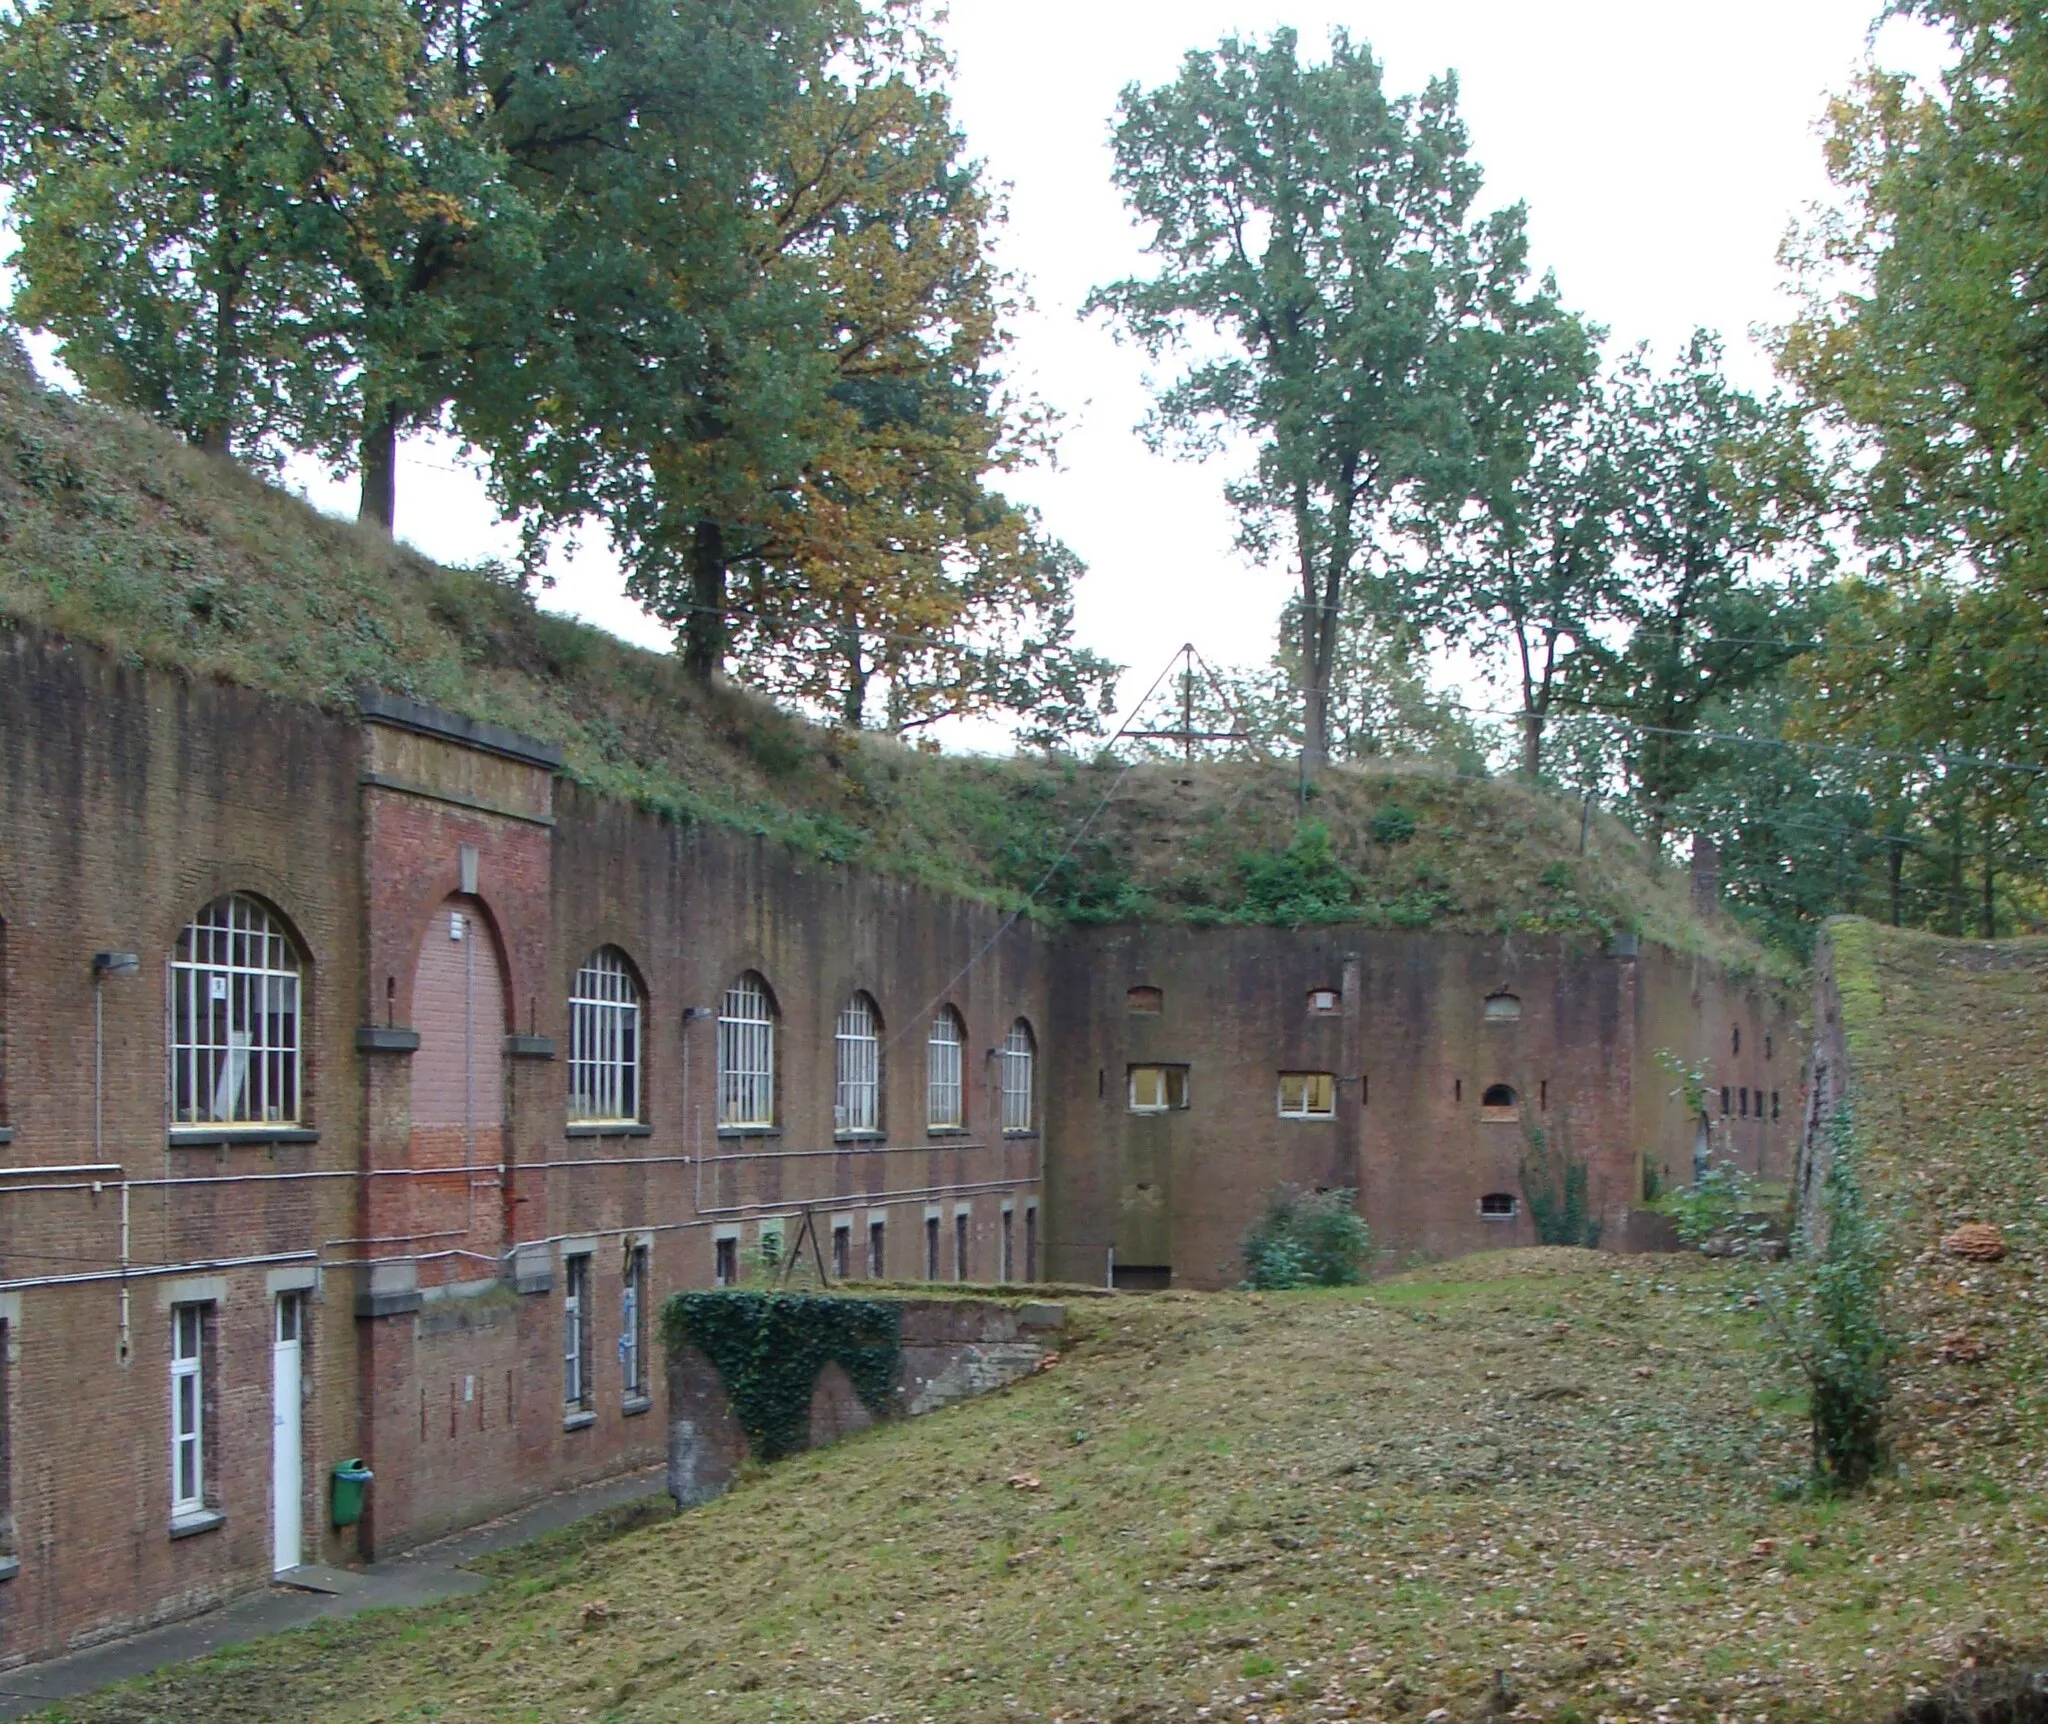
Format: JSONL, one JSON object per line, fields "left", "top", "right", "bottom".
{"left": 356, "top": 1026, "right": 421, "bottom": 1054}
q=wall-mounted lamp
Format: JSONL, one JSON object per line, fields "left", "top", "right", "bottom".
{"left": 92, "top": 952, "right": 139, "bottom": 1167}
{"left": 682, "top": 1006, "right": 715, "bottom": 1022}
{"left": 92, "top": 951, "right": 139, "bottom": 976}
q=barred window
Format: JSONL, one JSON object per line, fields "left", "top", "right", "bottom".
{"left": 835, "top": 993, "right": 882, "bottom": 1134}
{"left": 718, "top": 973, "right": 775, "bottom": 1127}
{"left": 171, "top": 895, "right": 301, "bottom": 1126}
{"left": 927, "top": 1007, "right": 965, "bottom": 1130}
{"left": 569, "top": 948, "right": 641, "bottom": 1123}
{"left": 1000, "top": 1019, "right": 1035, "bottom": 1134}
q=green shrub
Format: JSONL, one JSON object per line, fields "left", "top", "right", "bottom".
{"left": 1779, "top": 1105, "right": 1895, "bottom": 1492}
{"left": 1369, "top": 803, "right": 1417, "bottom": 844}
{"left": 1236, "top": 823, "right": 1360, "bottom": 924}
{"left": 1241, "top": 1187, "right": 1373, "bottom": 1288}
{"left": 1654, "top": 1160, "right": 1769, "bottom": 1250}
{"left": 1519, "top": 1122, "right": 1602, "bottom": 1247}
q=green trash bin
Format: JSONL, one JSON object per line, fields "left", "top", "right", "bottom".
{"left": 331, "top": 1459, "right": 374, "bottom": 1529}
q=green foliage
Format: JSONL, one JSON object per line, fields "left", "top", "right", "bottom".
{"left": 1519, "top": 1122, "right": 1602, "bottom": 1248}
{"left": 1088, "top": 25, "right": 1587, "bottom": 768}
{"left": 1370, "top": 803, "right": 1418, "bottom": 845}
{"left": 1236, "top": 822, "right": 1360, "bottom": 924}
{"left": 1779, "top": 1105, "right": 1895, "bottom": 1493}
{"left": 1654, "top": 1161, "right": 1768, "bottom": 1252}
{"left": 662, "top": 1291, "right": 901, "bottom": 1463}
{"left": 1240, "top": 1186, "right": 1373, "bottom": 1289}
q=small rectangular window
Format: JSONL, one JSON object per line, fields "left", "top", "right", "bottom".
{"left": 867, "top": 1217, "right": 886, "bottom": 1279}
{"left": 1025, "top": 1205, "right": 1038, "bottom": 1282}
{"left": 1479, "top": 1193, "right": 1518, "bottom": 1219}
{"left": 564, "top": 1255, "right": 592, "bottom": 1411}
{"left": 1001, "top": 1208, "right": 1015, "bottom": 1283}
{"left": 170, "top": 1303, "right": 212, "bottom": 1524}
{"left": 758, "top": 1221, "right": 785, "bottom": 1276}
{"left": 1307, "top": 988, "right": 1340, "bottom": 1014}
{"left": 620, "top": 1246, "right": 647, "bottom": 1403}
{"left": 954, "top": 1210, "right": 969, "bottom": 1283}
{"left": 924, "top": 1214, "right": 941, "bottom": 1281}
{"left": 1276, "top": 1072, "right": 1336, "bottom": 1119}
{"left": 831, "top": 1222, "right": 850, "bottom": 1281}
{"left": 1771, "top": 1091, "right": 1780, "bottom": 1121}
{"left": 713, "top": 1234, "right": 738, "bottom": 1288}
{"left": 1128, "top": 1065, "right": 1189, "bottom": 1112}
{"left": 1740, "top": 1086, "right": 1749, "bottom": 1117}
{"left": 1720, "top": 1086, "right": 1731, "bottom": 1116}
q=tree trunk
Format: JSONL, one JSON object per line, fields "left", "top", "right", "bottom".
{"left": 195, "top": 275, "right": 242, "bottom": 456}
{"left": 1981, "top": 818, "right": 1996, "bottom": 939}
{"left": 357, "top": 407, "right": 400, "bottom": 534}
{"left": 839, "top": 612, "right": 868, "bottom": 728}
{"left": 1300, "top": 582, "right": 1342, "bottom": 774}
{"left": 1520, "top": 708, "right": 1543, "bottom": 780}
{"left": 1945, "top": 802, "right": 1966, "bottom": 936}
{"left": 683, "top": 519, "right": 727, "bottom": 684}
{"left": 1886, "top": 834, "right": 1905, "bottom": 926}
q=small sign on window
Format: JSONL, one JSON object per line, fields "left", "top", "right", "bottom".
{"left": 209, "top": 974, "right": 229, "bottom": 1002}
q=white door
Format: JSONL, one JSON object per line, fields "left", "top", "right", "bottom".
{"left": 271, "top": 1293, "right": 304, "bottom": 1573}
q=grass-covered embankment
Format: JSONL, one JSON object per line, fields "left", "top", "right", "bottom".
{"left": 42, "top": 1248, "right": 2046, "bottom": 1724}
{"left": 0, "top": 345, "right": 1768, "bottom": 964}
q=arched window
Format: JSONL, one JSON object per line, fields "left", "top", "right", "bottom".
{"left": 836, "top": 993, "right": 883, "bottom": 1134}
{"left": 1481, "top": 1082, "right": 1517, "bottom": 1110}
{"left": 1484, "top": 993, "right": 1522, "bottom": 1022}
{"left": 172, "top": 895, "right": 302, "bottom": 1126}
{"left": 1000, "top": 1019, "right": 1035, "bottom": 1134}
{"left": 927, "top": 1008, "right": 965, "bottom": 1130}
{"left": 718, "top": 973, "right": 775, "bottom": 1128}
{"left": 568, "top": 947, "right": 641, "bottom": 1123}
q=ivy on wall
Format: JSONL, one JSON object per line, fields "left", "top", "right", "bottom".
{"left": 662, "top": 1292, "right": 902, "bottom": 1462}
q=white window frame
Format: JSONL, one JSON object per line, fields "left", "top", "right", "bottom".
{"left": 713, "top": 1226, "right": 740, "bottom": 1288}
{"left": 1128, "top": 1065, "right": 1188, "bottom": 1113}
{"left": 718, "top": 974, "right": 775, "bottom": 1128}
{"left": 927, "top": 1008, "right": 965, "bottom": 1131}
{"left": 1000, "top": 1020, "right": 1034, "bottom": 1134}
{"left": 171, "top": 895, "right": 302, "bottom": 1127}
{"left": 170, "top": 1303, "right": 208, "bottom": 1523}
{"left": 1277, "top": 1072, "right": 1337, "bottom": 1119}
{"left": 1479, "top": 1193, "right": 1520, "bottom": 1220}
{"left": 835, "top": 994, "right": 882, "bottom": 1135}
{"left": 564, "top": 1254, "right": 592, "bottom": 1411}
{"left": 620, "top": 1245, "right": 647, "bottom": 1402}
{"left": 569, "top": 948, "right": 642, "bottom": 1124}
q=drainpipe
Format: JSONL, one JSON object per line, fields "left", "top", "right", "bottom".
{"left": 91, "top": 951, "right": 140, "bottom": 1361}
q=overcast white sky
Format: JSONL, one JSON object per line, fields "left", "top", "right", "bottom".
{"left": 9, "top": 1, "right": 1948, "bottom": 745}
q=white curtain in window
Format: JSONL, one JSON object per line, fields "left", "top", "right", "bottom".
{"left": 171, "top": 895, "right": 301, "bottom": 1125}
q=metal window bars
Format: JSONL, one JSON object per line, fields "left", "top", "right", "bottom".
{"left": 718, "top": 974, "right": 775, "bottom": 1127}
{"left": 171, "top": 895, "right": 301, "bottom": 1126}
{"left": 835, "top": 994, "right": 881, "bottom": 1132}
{"left": 568, "top": 948, "right": 641, "bottom": 1123}
{"left": 927, "top": 1008, "right": 964, "bottom": 1130}
{"left": 1000, "top": 1020, "right": 1034, "bottom": 1133}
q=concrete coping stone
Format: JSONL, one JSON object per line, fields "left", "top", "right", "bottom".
{"left": 356, "top": 686, "right": 565, "bottom": 771}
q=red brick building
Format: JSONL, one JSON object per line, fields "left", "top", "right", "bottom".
{"left": 0, "top": 625, "right": 1799, "bottom": 1666}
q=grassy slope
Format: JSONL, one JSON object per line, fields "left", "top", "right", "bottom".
{"left": 38, "top": 919, "right": 2048, "bottom": 1724}
{"left": 0, "top": 350, "right": 1765, "bottom": 966}
{"left": 46, "top": 1250, "right": 2046, "bottom": 1724}
{"left": 1822, "top": 920, "right": 2048, "bottom": 1487}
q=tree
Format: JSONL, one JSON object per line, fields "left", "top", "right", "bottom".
{"left": 1421, "top": 366, "right": 1620, "bottom": 779}
{"left": 0, "top": 0, "right": 413, "bottom": 457}
{"left": 1587, "top": 335, "right": 1819, "bottom": 848}
{"left": 1089, "top": 27, "right": 1585, "bottom": 771}
{"left": 1781, "top": 2, "right": 2048, "bottom": 601}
